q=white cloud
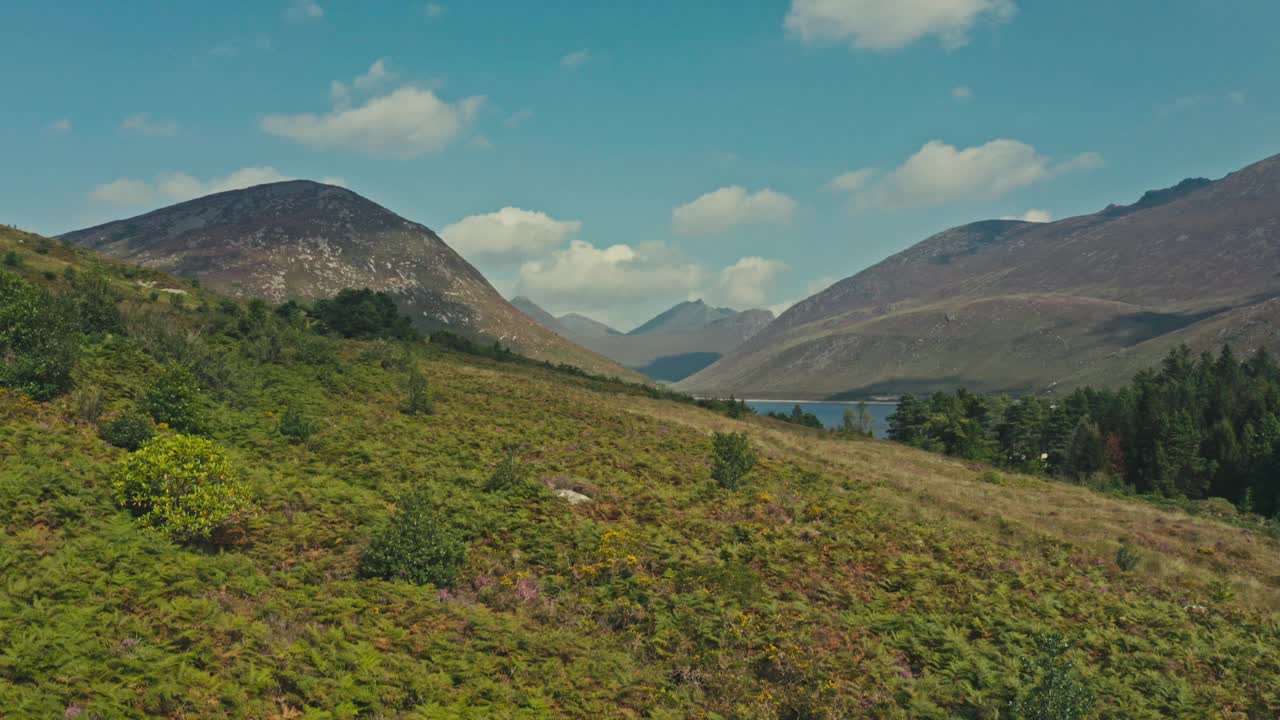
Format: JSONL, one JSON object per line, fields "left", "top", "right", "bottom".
{"left": 832, "top": 139, "right": 1102, "bottom": 209}
{"left": 121, "top": 113, "right": 178, "bottom": 137}
{"left": 285, "top": 0, "right": 323, "bottom": 21}
{"left": 952, "top": 85, "right": 974, "bottom": 100}
{"left": 331, "top": 58, "right": 395, "bottom": 108}
{"left": 825, "top": 168, "right": 877, "bottom": 193}
{"left": 261, "top": 86, "right": 484, "bottom": 158}
{"left": 1001, "top": 209, "right": 1051, "bottom": 223}
{"left": 424, "top": 3, "right": 446, "bottom": 17}
{"left": 785, "top": 0, "right": 1016, "bottom": 50}
{"left": 442, "top": 207, "right": 581, "bottom": 265}
{"left": 672, "top": 186, "right": 797, "bottom": 235}
{"left": 715, "top": 257, "right": 788, "bottom": 308}
{"left": 560, "top": 49, "right": 591, "bottom": 69}
{"left": 504, "top": 108, "right": 534, "bottom": 128}
{"left": 88, "top": 166, "right": 324, "bottom": 207}
{"left": 90, "top": 178, "right": 154, "bottom": 206}
{"left": 515, "top": 240, "right": 703, "bottom": 307}
{"left": 43, "top": 118, "right": 72, "bottom": 135}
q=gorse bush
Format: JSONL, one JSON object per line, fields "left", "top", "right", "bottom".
{"left": 0, "top": 269, "right": 78, "bottom": 400}
{"left": 99, "top": 411, "right": 156, "bottom": 451}
{"left": 402, "top": 366, "right": 434, "bottom": 415}
{"left": 711, "top": 431, "right": 757, "bottom": 490}
{"left": 142, "top": 363, "right": 206, "bottom": 434}
{"left": 277, "top": 401, "right": 318, "bottom": 443}
{"left": 111, "top": 434, "right": 249, "bottom": 541}
{"left": 359, "top": 488, "right": 467, "bottom": 587}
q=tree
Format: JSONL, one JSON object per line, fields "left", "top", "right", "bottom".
{"left": 142, "top": 363, "right": 207, "bottom": 434}
{"left": 359, "top": 488, "right": 467, "bottom": 587}
{"left": 711, "top": 432, "right": 757, "bottom": 490}
{"left": 842, "top": 402, "right": 875, "bottom": 437}
{"left": 1065, "top": 417, "right": 1105, "bottom": 480}
{"left": 312, "top": 288, "right": 417, "bottom": 340}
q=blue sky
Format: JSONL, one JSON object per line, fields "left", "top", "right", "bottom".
{"left": 3, "top": 0, "right": 1279, "bottom": 328}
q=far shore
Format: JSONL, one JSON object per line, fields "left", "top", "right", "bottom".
{"left": 697, "top": 397, "right": 900, "bottom": 405}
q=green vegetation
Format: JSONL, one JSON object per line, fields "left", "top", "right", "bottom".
{"left": 710, "top": 431, "right": 757, "bottom": 489}
{"left": 358, "top": 487, "right": 468, "bottom": 587}
{"left": 2, "top": 228, "right": 1280, "bottom": 717}
{"left": 99, "top": 411, "right": 155, "bottom": 450}
{"left": 889, "top": 345, "right": 1280, "bottom": 518}
{"left": 0, "top": 269, "right": 78, "bottom": 399}
{"left": 765, "top": 403, "right": 824, "bottom": 428}
{"left": 401, "top": 366, "right": 435, "bottom": 415}
{"left": 277, "top": 400, "right": 319, "bottom": 443}
{"left": 111, "top": 434, "right": 249, "bottom": 541}
{"left": 141, "top": 362, "right": 207, "bottom": 434}
{"left": 313, "top": 287, "right": 416, "bottom": 340}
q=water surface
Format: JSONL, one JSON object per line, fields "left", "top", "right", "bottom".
{"left": 746, "top": 401, "right": 897, "bottom": 438}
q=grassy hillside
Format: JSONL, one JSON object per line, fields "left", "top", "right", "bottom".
{"left": 2, "top": 228, "right": 1280, "bottom": 718}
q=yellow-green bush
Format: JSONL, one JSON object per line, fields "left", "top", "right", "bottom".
{"left": 111, "top": 434, "right": 248, "bottom": 540}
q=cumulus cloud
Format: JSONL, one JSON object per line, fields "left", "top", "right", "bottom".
{"left": 330, "top": 58, "right": 394, "bottom": 108}
{"left": 43, "top": 118, "right": 72, "bottom": 135}
{"left": 90, "top": 178, "right": 154, "bottom": 206}
{"left": 560, "top": 49, "right": 591, "bottom": 69}
{"left": 121, "top": 113, "right": 178, "bottom": 137}
{"left": 504, "top": 108, "right": 534, "bottom": 128}
{"left": 261, "top": 86, "right": 484, "bottom": 158}
{"left": 515, "top": 240, "right": 703, "bottom": 307}
{"left": 785, "top": 0, "right": 1016, "bottom": 50}
{"left": 1001, "top": 209, "right": 1051, "bottom": 223}
{"left": 829, "top": 139, "right": 1102, "bottom": 209}
{"left": 672, "top": 186, "right": 797, "bottom": 236}
{"left": 88, "top": 166, "right": 336, "bottom": 207}
{"left": 824, "top": 168, "right": 877, "bottom": 193}
{"left": 952, "top": 85, "right": 974, "bottom": 100}
{"left": 715, "top": 257, "right": 788, "bottom": 308}
{"left": 285, "top": 0, "right": 323, "bottom": 21}
{"left": 442, "top": 208, "right": 581, "bottom": 265}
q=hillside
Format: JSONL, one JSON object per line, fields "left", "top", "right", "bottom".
{"left": 3, "top": 226, "right": 1280, "bottom": 717}
{"left": 519, "top": 299, "right": 774, "bottom": 382}
{"left": 679, "top": 153, "right": 1280, "bottom": 399}
{"left": 59, "top": 181, "right": 640, "bottom": 381}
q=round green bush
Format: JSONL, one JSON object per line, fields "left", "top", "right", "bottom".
{"left": 111, "top": 434, "right": 248, "bottom": 541}
{"left": 711, "top": 431, "right": 757, "bottom": 490}
{"left": 142, "top": 363, "right": 206, "bottom": 434}
{"left": 359, "top": 489, "right": 466, "bottom": 587}
{"left": 100, "top": 411, "right": 155, "bottom": 451}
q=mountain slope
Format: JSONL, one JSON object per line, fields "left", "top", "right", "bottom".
{"left": 680, "top": 153, "right": 1280, "bottom": 398}
{"left": 511, "top": 295, "right": 571, "bottom": 336}
{"left": 60, "top": 181, "right": 640, "bottom": 380}
{"left": 3, "top": 225, "right": 1279, "bottom": 717}
{"left": 556, "top": 312, "right": 622, "bottom": 338}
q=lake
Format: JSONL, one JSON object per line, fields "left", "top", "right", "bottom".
{"left": 746, "top": 401, "right": 898, "bottom": 438}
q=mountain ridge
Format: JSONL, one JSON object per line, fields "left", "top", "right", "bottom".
{"left": 679, "top": 153, "right": 1280, "bottom": 398}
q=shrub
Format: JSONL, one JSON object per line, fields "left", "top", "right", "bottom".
{"left": 278, "top": 401, "right": 318, "bottom": 443}
{"left": 3, "top": 250, "right": 21, "bottom": 267}
{"left": 142, "top": 363, "right": 206, "bottom": 434}
{"left": 978, "top": 470, "right": 1006, "bottom": 485}
{"left": 1010, "top": 634, "right": 1096, "bottom": 720}
{"left": 1115, "top": 542, "right": 1141, "bottom": 572}
{"left": 402, "top": 367, "right": 434, "bottom": 415}
{"left": 483, "top": 449, "right": 537, "bottom": 495}
{"left": 67, "top": 265, "right": 123, "bottom": 335}
{"left": 359, "top": 488, "right": 466, "bottom": 586}
{"left": 100, "top": 411, "right": 156, "bottom": 451}
{"left": 0, "top": 269, "right": 78, "bottom": 399}
{"left": 111, "top": 434, "right": 248, "bottom": 541}
{"left": 711, "top": 432, "right": 757, "bottom": 490}
{"left": 313, "top": 288, "right": 417, "bottom": 340}
{"left": 70, "top": 384, "right": 106, "bottom": 424}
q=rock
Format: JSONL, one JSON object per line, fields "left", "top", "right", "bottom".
{"left": 555, "top": 488, "right": 592, "bottom": 505}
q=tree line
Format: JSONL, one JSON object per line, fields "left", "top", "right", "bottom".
{"left": 887, "top": 345, "right": 1280, "bottom": 517}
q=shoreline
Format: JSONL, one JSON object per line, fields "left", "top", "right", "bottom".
{"left": 737, "top": 399, "right": 899, "bottom": 405}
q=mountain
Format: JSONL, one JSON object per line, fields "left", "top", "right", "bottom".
{"left": 60, "top": 181, "right": 640, "bottom": 380}
{"left": 627, "top": 299, "right": 741, "bottom": 336}
{"left": 514, "top": 298, "right": 774, "bottom": 382}
{"left": 556, "top": 312, "right": 622, "bottom": 338}
{"left": 511, "top": 296, "right": 571, "bottom": 335}
{"left": 4, "top": 224, "right": 1278, "bottom": 717}
{"left": 679, "top": 153, "right": 1280, "bottom": 399}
